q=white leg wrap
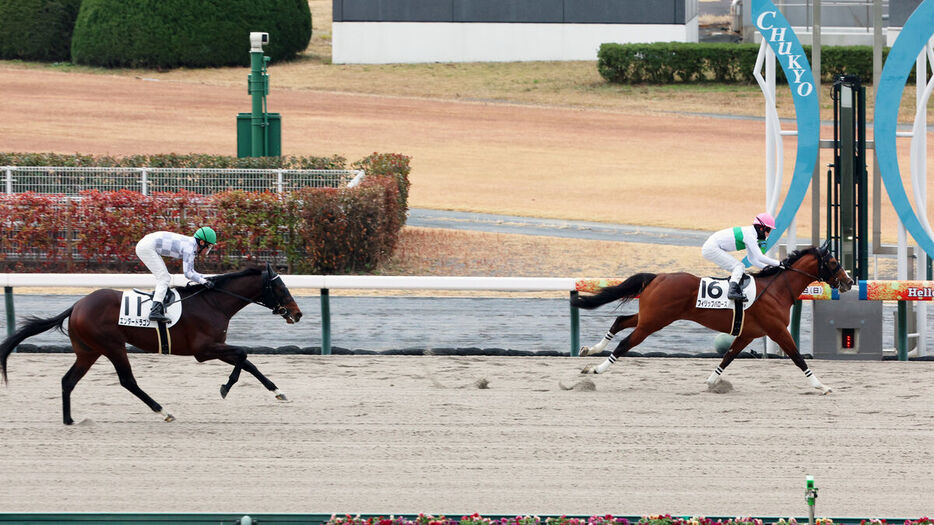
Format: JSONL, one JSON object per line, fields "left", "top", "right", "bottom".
{"left": 593, "top": 354, "right": 616, "bottom": 374}
{"left": 590, "top": 332, "right": 613, "bottom": 353}
{"left": 805, "top": 369, "right": 831, "bottom": 393}
{"left": 706, "top": 367, "right": 723, "bottom": 386}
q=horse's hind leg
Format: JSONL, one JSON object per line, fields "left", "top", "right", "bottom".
{"left": 588, "top": 324, "right": 658, "bottom": 374}
{"left": 104, "top": 350, "right": 174, "bottom": 422}
{"left": 706, "top": 336, "right": 754, "bottom": 387}
{"left": 61, "top": 350, "right": 100, "bottom": 425}
{"left": 580, "top": 314, "right": 637, "bottom": 356}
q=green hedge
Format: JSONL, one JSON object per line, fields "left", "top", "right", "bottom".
{"left": 0, "top": 0, "right": 82, "bottom": 62}
{"left": 71, "top": 0, "right": 311, "bottom": 68}
{"left": 598, "top": 42, "right": 892, "bottom": 84}
{"left": 0, "top": 152, "right": 346, "bottom": 170}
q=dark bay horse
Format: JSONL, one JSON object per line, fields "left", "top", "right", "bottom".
{"left": 572, "top": 244, "right": 853, "bottom": 394}
{"left": 0, "top": 262, "right": 302, "bottom": 424}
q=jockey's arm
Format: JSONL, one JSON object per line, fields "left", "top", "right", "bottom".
{"left": 182, "top": 253, "right": 208, "bottom": 285}
{"left": 745, "top": 243, "right": 781, "bottom": 268}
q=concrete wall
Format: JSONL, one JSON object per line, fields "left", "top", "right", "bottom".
{"left": 332, "top": 0, "right": 699, "bottom": 64}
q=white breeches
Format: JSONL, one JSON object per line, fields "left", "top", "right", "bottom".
{"left": 701, "top": 242, "right": 745, "bottom": 283}
{"left": 136, "top": 239, "right": 170, "bottom": 304}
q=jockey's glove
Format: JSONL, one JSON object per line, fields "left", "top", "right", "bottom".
{"left": 203, "top": 280, "right": 215, "bottom": 289}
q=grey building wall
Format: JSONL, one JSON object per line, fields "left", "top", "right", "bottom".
{"left": 333, "top": 0, "right": 693, "bottom": 24}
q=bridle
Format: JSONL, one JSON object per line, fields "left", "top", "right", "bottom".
{"left": 784, "top": 248, "right": 840, "bottom": 285}
{"left": 199, "top": 271, "right": 292, "bottom": 318}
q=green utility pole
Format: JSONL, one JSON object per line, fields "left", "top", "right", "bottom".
{"left": 237, "top": 32, "right": 281, "bottom": 157}
{"left": 805, "top": 475, "right": 818, "bottom": 525}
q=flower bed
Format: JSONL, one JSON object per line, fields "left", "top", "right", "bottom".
{"left": 325, "top": 514, "right": 934, "bottom": 525}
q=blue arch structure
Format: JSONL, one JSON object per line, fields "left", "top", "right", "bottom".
{"left": 751, "top": 0, "right": 821, "bottom": 253}
{"left": 874, "top": 0, "right": 934, "bottom": 258}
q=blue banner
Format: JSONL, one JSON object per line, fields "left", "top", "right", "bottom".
{"left": 874, "top": 0, "right": 934, "bottom": 258}
{"left": 751, "top": 0, "right": 820, "bottom": 254}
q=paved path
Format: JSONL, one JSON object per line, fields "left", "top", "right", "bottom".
{"left": 407, "top": 208, "right": 709, "bottom": 246}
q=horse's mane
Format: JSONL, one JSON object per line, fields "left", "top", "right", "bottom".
{"left": 755, "top": 246, "right": 821, "bottom": 277}
{"left": 186, "top": 266, "right": 264, "bottom": 291}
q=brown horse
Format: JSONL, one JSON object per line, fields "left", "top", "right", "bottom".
{"left": 0, "top": 262, "right": 302, "bottom": 424}
{"left": 571, "top": 244, "right": 853, "bottom": 394}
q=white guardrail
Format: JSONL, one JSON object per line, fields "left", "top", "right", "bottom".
{"left": 0, "top": 274, "right": 583, "bottom": 356}
{"left": 0, "top": 274, "right": 577, "bottom": 291}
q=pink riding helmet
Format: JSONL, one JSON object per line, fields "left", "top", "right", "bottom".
{"left": 754, "top": 212, "right": 776, "bottom": 229}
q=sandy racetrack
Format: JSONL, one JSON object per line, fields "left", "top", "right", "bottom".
{"left": 0, "top": 353, "right": 932, "bottom": 517}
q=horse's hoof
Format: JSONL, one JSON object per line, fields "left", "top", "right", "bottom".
{"left": 580, "top": 346, "right": 592, "bottom": 357}
{"left": 275, "top": 393, "right": 288, "bottom": 401}
{"left": 220, "top": 384, "right": 229, "bottom": 399}
{"left": 64, "top": 418, "right": 74, "bottom": 426}
{"left": 580, "top": 365, "right": 594, "bottom": 374}
{"left": 820, "top": 386, "right": 832, "bottom": 395}
{"left": 164, "top": 413, "right": 175, "bottom": 422}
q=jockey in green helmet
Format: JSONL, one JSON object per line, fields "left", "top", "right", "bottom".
{"left": 135, "top": 226, "right": 218, "bottom": 322}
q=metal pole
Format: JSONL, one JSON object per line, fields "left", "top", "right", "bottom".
{"left": 811, "top": 0, "right": 822, "bottom": 247}
{"left": 320, "top": 288, "right": 331, "bottom": 355}
{"left": 791, "top": 300, "right": 802, "bottom": 348}
{"left": 249, "top": 34, "right": 269, "bottom": 157}
{"left": 898, "top": 300, "right": 908, "bottom": 361}
{"left": 4, "top": 286, "right": 14, "bottom": 339}
{"left": 569, "top": 291, "right": 580, "bottom": 357}
{"left": 4, "top": 167, "right": 11, "bottom": 194}
{"left": 805, "top": 475, "right": 818, "bottom": 525}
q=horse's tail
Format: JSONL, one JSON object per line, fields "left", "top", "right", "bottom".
{"left": 571, "top": 273, "right": 657, "bottom": 310}
{"left": 0, "top": 306, "right": 73, "bottom": 384}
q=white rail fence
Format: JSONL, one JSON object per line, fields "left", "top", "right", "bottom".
{"left": 0, "top": 274, "right": 582, "bottom": 355}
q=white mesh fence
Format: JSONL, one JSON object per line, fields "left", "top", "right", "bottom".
{"left": 2, "top": 166, "right": 365, "bottom": 195}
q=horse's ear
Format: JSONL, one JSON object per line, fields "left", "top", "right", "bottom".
{"left": 266, "top": 262, "right": 277, "bottom": 278}
{"left": 819, "top": 240, "right": 831, "bottom": 253}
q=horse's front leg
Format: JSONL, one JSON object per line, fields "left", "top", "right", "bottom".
{"left": 770, "top": 327, "right": 831, "bottom": 394}
{"left": 195, "top": 344, "right": 286, "bottom": 400}
{"left": 706, "top": 336, "right": 753, "bottom": 387}
{"left": 580, "top": 313, "right": 637, "bottom": 357}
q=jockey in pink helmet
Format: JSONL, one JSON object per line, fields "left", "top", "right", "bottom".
{"left": 701, "top": 212, "right": 781, "bottom": 301}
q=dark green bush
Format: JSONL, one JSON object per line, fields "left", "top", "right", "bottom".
{"left": 0, "top": 0, "right": 82, "bottom": 62}
{"left": 598, "top": 42, "right": 891, "bottom": 85}
{"left": 71, "top": 0, "right": 311, "bottom": 69}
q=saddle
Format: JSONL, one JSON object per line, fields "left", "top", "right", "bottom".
{"left": 696, "top": 275, "right": 756, "bottom": 337}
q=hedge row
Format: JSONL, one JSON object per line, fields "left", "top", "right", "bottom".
{"left": 0, "top": 152, "right": 347, "bottom": 170}
{"left": 71, "top": 0, "right": 311, "bottom": 68}
{"left": 0, "top": 0, "right": 310, "bottom": 68}
{"left": 0, "top": 152, "right": 411, "bottom": 274}
{"left": 597, "top": 42, "right": 892, "bottom": 84}
{"left": 0, "top": 184, "right": 399, "bottom": 274}
{"left": 0, "top": 0, "right": 81, "bottom": 62}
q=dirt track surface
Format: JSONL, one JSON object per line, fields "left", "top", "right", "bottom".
{"left": 0, "top": 354, "right": 932, "bottom": 517}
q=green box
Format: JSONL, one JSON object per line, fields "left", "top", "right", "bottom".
{"left": 236, "top": 112, "right": 281, "bottom": 157}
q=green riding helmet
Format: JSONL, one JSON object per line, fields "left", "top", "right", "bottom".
{"left": 194, "top": 226, "right": 217, "bottom": 245}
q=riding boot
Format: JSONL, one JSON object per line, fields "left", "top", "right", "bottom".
{"left": 727, "top": 281, "right": 744, "bottom": 301}
{"left": 149, "top": 301, "right": 170, "bottom": 323}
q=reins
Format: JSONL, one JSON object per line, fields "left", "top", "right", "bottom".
{"left": 175, "top": 274, "right": 285, "bottom": 314}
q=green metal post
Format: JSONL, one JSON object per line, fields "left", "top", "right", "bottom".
{"left": 569, "top": 291, "right": 580, "bottom": 357}
{"left": 320, "top": 288, "right": 331, "bottom": 356}
{"left": 805, "top": 475, "right": 818, "bottom": 525}
{"left": 248, "top": 35, "right": 269, "bottom": 157}
{"left": 790, "top": 299, "right": 802, "bottom": 349}
{"left": 4, "top": 286, "right": 14, "bottom": 338}
{"left": 897, "top": 300, "right": 908, "bottom": 361}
